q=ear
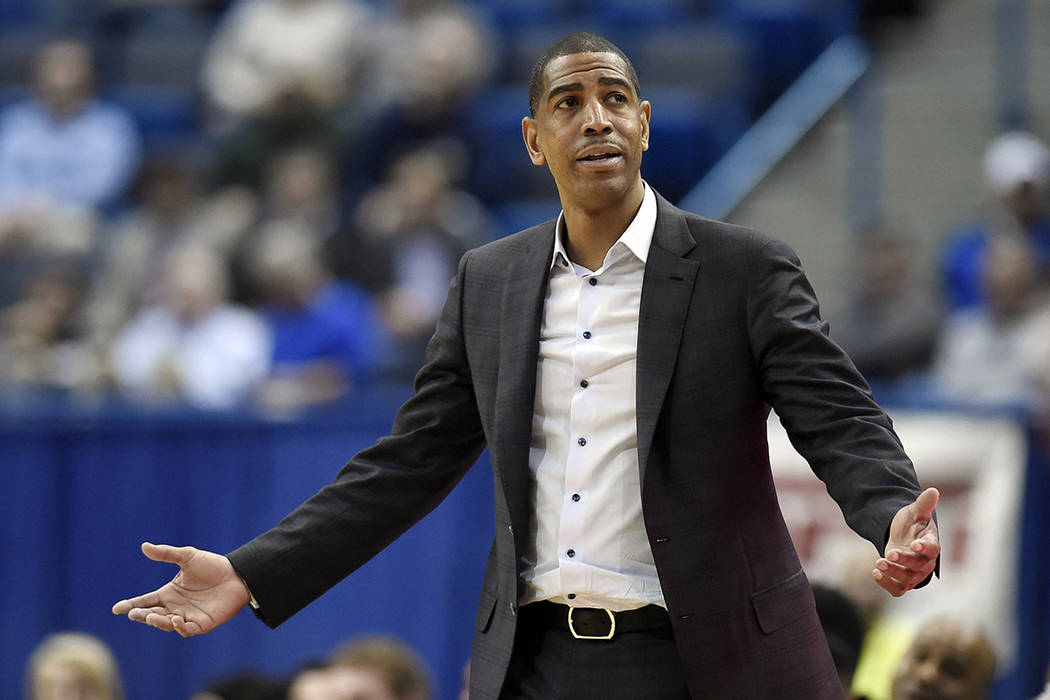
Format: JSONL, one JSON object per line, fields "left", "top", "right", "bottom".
{"left": 639, "top": 100, "right": 651, "bottom": 152}
{"left": 522, "top": 116, "right": 546, "bottom": 166}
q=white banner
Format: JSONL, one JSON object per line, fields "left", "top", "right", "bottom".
{"left": 769, "top": 410, "right": 1025, "bottom": 667}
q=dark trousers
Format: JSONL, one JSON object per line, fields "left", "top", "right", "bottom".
{"left": 499, "top": 604, "right": 692, "bottom": 700}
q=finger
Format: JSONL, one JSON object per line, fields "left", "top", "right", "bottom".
{"left": 127, "top": 606, "right": 170, "bottom": 623}
{"left": 171, "top": 615, "right": 190, "bottom": 638}
{"left": 887, "top": 547, "right": 934, "bottom": 567}
{"left": 144, "top": 611, "right": 176, "bottom": 632}
{"left": 141, "top": 542, "right": 195, "bottom": 566}
{"left": 912, "top": 530, "right": 941, "bottom": 555}
{"left": 884, "top": 558, "right": 935, "bottom": 586}
{"left": 172, "top": 615, "right": 205, "bottom": 638}
{"left": 872, "top": 567, "right": 909, "bottom": 597}
{"left": 877, "top": 557, "right": 918, "bottom": 577}
{"left": 875, "top": 556, "right": 935, "bottom": 592}
{"left": 911, "top": 487, "right": 939, "bottom": 522}
{"left": 113, "top": 591, "right": 162, "bottom": 615}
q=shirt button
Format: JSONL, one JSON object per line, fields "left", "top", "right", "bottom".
{"left": 567, "top": 593, "right": 576, "bottom": 600}
{"left": 579, "top": 379, "right": 588, "bottom": 388}
{"left": 571, "top": 493, "right": 581, "bottom": 502}
{"left": 582, "top": 331, "right": 592, "bottom": 339}
{"left": 577, "top": 437, "right": 587, "bottom": 446}
{"left": 566, "top": 549, "right": 575, "bottom": 558}
{"left": 588, "top": 278, "right": 597, "bottom": 286}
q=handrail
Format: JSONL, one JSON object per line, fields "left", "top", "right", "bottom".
{"left": 678, "top": 35, "right": 871, "bottom": 221}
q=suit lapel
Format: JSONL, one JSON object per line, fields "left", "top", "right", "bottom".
{"left": 493, "top": 223, "right": 555, "bottom": 539}
{"left": 636, "top": 197, "right": 699, "bottom": 483}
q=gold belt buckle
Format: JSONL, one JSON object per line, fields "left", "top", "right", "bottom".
{"left": 567, "top": 607, "right": 616, "bottom": 640}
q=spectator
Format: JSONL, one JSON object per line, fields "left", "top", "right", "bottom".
{"left": 86, "top": 156, "right": 255, "bottom": 361}
{"left": 200, "top": 0, "right": 373, "bottom": 130}
{"left": 346, "top": 141, "right": 491, "bottom": 374}
{"left": 0, "top": 39, "right": 142, "bottom": 301}
{"left": 832, "top": 542, "right": 915, "bottom": 700}
{"left": 214, "top": 83, "right": 352, "bottom": 194}
{"left": 110, "top": 244, "right": 269, "bottom": 409}
{"left": 812, "top": 583, "right": 869, "bottom": 698}
{"left": 227, "top": 145, "right": 340, "bottom": 304}
{"left": 0, "top": 39, "right": 141, "bottom": 213}
{"left": 188, "top": 671, "right": 288, "bottom": 700}
{"left": 286, "top": 637, "right": 431, "bottom": 700}
{"left": 941, "top": 131, "right": 1050, "bottom": 310}
{"left": 354, "top": 0, "right": 494, "bottom": 193}
{"left": 931, "top": 234, "right": 1050, "bottom": 407}
{"left": 26, "top": 631, "right": 124, "bottom": 700}
{"left": 249, "top": 221, "right": 386, "bottom": 411}
{"left": 0, "top": 266, "right": 98, "bottom": 392}
{"left": 260, "top": 146, "right": 340, "bottom": 241}
{"left": 833, "top": 224, "right": 943, "bottom": 385}
{"left": 328, "top": 636, "right": 432, "bottom": 700}
{"left": 890, "top": 616, "right": 995, "bottom": 700}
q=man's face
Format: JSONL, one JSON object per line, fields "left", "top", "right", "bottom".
{"left": 522, "top": 51, "right": 650, "bottom": 214}
{"left": 891, "top": 620, "right": 995, "bottom": 700}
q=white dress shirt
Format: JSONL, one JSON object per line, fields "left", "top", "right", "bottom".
{"left": 520, "top": 183, "right": 665, "bottom": 612}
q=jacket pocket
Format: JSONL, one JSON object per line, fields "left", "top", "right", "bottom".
{"left": 750, "top": 569, "right": 812, "bottom": 634}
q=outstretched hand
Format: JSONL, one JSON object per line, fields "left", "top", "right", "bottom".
{"left": 873, "top": 487, "right": 940, "bottom": 597}
{"left": 112, "top": 542, "right": 250, "bottom": 637}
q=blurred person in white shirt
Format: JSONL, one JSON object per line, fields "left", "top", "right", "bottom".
{"left": 110, "top": 244, "right": 268, "bottom": 409}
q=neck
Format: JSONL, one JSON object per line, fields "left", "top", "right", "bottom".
{"left": 561, "top": 180, "right": 645, "bottom": 271}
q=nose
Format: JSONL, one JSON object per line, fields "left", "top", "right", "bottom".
{"left": 581, "top": 99, "right": 612, "bottom": 135}
{"left": 915, "top": 659, "right": 940, "bottom": 685}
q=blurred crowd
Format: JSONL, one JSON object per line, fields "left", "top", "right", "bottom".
{"left": 0, "top": 0, "right": 498, "bottom": 412}
{"left": 25, "top": 631, "right": 440, "bottom": 700}
{"left": 1, "top": 1, "right": 1045, "bottom": 417}
{"left": 831, "top": 130, "right": 1050, "bottom": 414}
{"left": 25, "top": 614, "right": 1050, "bottom": 700}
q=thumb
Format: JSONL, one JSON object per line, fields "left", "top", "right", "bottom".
{"left": 912, "top": 487, "right": 939, "bottom": 521}
{"left": 141, "top": 542, "right": 193, "bottom": 566}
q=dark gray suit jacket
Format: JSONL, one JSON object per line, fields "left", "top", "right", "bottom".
{"left": 229, "top": 192, "right": 923, "bottom": 699}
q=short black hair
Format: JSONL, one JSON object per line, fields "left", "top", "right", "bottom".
{"left": 811, "top": 584, "right": 866, "bottom": 682}
{"left": 528, "top": 32, "right": 641, "bottom": 117}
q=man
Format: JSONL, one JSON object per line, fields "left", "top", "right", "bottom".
{"left": 114, "top": 33, "right": 940, "bottom": 699}
{"left": 890, "top": 617, "right": 995, "bottom": 700}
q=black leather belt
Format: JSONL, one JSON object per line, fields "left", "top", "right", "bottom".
{"left": 523, "top": 601, "right": 671, "bottom": 640}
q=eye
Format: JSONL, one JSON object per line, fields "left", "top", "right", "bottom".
{"left": 556, "top": 96, "right": 579, "bottom": 109}
{"left": 609, "top": 92, "right": 628, "bottom": 103}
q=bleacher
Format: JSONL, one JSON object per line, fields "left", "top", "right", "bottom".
{"left": 0, "top": 0, "right": 860, "bottom": 224}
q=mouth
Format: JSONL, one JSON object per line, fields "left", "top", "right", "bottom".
{"left": 576, "top": 147, "right": 623, "bottom": 168}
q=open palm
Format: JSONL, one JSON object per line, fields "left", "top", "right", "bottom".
{"left": 112, "top": 542, "right": 250, "bottom": 637}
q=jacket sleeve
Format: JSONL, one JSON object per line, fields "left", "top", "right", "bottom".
{"left": 745, "top": 236, "right": 924, "bottom": 554}
{"left": 227, "top": 251, "right": 487, "bottom": 627}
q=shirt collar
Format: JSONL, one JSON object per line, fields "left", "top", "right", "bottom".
{"left": 550, "top": 181, "right": 657, "bottom": 270}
